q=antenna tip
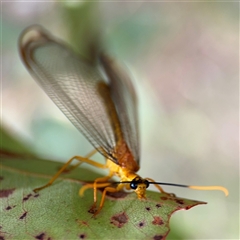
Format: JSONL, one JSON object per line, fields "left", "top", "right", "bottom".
{"left": 222, "top": 187, "right": 229, "bottom": 196}
{"left": 189, "top": 185, "right": 229, "bottom": 196}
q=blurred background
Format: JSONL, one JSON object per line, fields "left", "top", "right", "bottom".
{"left": 2, "top": 1, "right": 238, "bottom": 239}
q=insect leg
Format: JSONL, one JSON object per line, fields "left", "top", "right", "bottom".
{"left": 33, "top": 155, "right": 107, "bottom": 193}
{"left": 94, "top": 174, "right": 114, "bottom": 202}
{"left": 79, "top": 172, "right": 114, "bottom": 210}
{"left": 94, "top": 186, "right": 119, "bottom": 216}
{"left": 66, "top": 149, "right": 98, "bottom": 171}
{"left": 79, "top": 182, "right": 114, "bottom": 196}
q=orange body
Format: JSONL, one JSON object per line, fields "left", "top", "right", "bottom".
{"left": 106, "top": 159, "right": 147, "bottom": 199}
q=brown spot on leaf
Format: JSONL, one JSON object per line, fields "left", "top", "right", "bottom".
{"left": 97, "top": 187, "right": 128, "bottom": 199}
{"left": 138, "top": 221, "right": 145, "bottom": 228}
{"left": 0, "top": 188, "right": 15, "bottom": 198}
{"left": 0, "top": 149, "right": 24, "bottom": 158}
{"left": 105, "top": 190, "right": 128, "bottom": 199}
{"left": 35, "top": 233, "right": 45, "bottom": 240}
{"left": 145, "top": 207, "right": 151, "bottom": 211}
{"left": 79, "top": 234, "right": 86, "bottom": 239}
{"left": 152, "top": 216, "right": 164, "bottom": 225}
{"left": 175, "top": 199, "right": 184, "bottom": 204}
{"left": 23, "top": 193, "right": 32, "bottom": 201}
{"left": 160, "top": 196, "right": 168, "bottom": 200}
{"left": 78, "top": 220, "right": 89, "bottom": 227}
{"left": 110, "top": 212, "right": 128, "bottom": 228}
{"left": 0, "top": 236, "right": 5, "bottom": 240}
{"left": 153, "top": 235, "right": 164, "bottom": 240}
{"left": 5, "top": 206, "right": 12, "bottom": 210}
{"left": 0, "top": 176, "right": 4, "bottom": 181}
{"left": 88, "top": 209, "right": 95, "bottom": 214}
{"left": 156, "top": 203, "right": 161, "bottom": 208}
{"left": 88, "top": 205, "right": 97, "bottom": 215}
{"left": 34, "top": 194, "right": 40, "bottom": 198}
{"left": 19, "top": 211, "right": 27, "bottom": 220}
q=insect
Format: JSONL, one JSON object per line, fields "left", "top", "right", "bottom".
{"left": 19, "top": 25, "right": 228, "bottom": 215}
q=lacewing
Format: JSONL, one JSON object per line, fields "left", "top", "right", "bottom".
{"left": 19, "top": 25, "right": 228, "bottom": 215}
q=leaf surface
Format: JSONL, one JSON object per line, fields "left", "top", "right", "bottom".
{"left": 1, "top": 155, "right": 206, "bottom": 240}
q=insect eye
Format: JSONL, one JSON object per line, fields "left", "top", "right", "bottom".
{"left": 144, "top": 180, "right": 149, "bottom": 188}
{"left": 130, "top": 181, "right": 138, "bottom": 190}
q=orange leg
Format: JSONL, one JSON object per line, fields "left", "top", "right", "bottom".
{"left": 79, "top": 182, "right": 114, "bottom": 196}
{"left": 79, "top": 172, "right": 114, "bottom": 209}
{"left": 94, "top": 186, "right": 119, "bottom": 216}
{"left": 93, "top": 174, "right": 114, "bottom": 203}
{"left": 66, "top": 149, "right": 98, "bottom": 171}
{"left": 33, "top": 151, "right": 107, "bottom": 193}
{"left": 79, "top": 176, "right": 123, "bottom": 216}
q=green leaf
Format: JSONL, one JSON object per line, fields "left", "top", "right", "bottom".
{"left": 1, "top": 120, "right": 205, "bottom": 239}
{"left": 1, "top": 153, "right": 205, "bottom": 240}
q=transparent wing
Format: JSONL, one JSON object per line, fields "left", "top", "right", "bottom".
{"left": 19, "top": 25, "right": 140, "bottom": 164}
{"left": 100, "top": 55, "right": 140, "bottom": 164}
